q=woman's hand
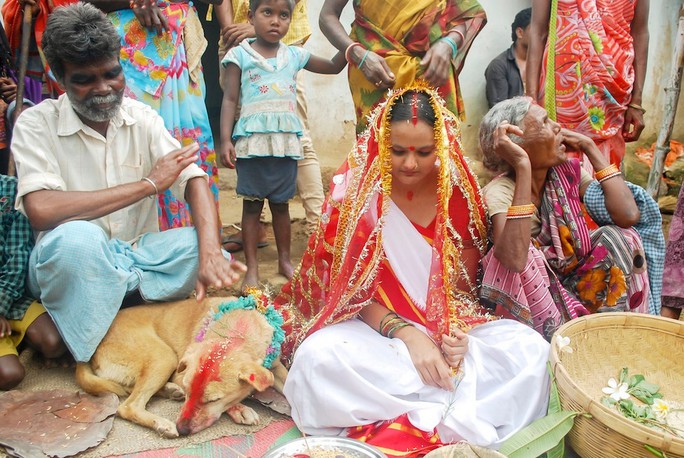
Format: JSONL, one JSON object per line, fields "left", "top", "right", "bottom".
{"left": 561, "top": 128, "right": 609, "bottom": 171}
{"left": 441, "top": 329, "right": 468, "bottom": 369}
{"left": 560, "top": 128, "right": 594, "bottom": 154}
{"left": 420, "top": 40, "right": 452, "bottom": 88}
{"left": 349, "top": 47, "right": 395, "bottom": 89}
{"left": 396, "top": 326, "right": 454, "bottom": 391}
{"left": 0, "top": 77, "right": 18, "bottom": 104}
{"left": 493, "top": 121, "right": 531, "bottom": 171}
{"left": 622, "top": 106, "right": 645, "bottom": 142}
{"left": 130, "top": 0, "right": 169, "bottom": 35}
{"left": 221, "top": 23, "right": 255, "bottom": 48}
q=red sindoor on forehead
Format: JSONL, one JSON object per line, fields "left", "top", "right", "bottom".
{"left": 411, "top": 92, "right": 418, "bottom": 126}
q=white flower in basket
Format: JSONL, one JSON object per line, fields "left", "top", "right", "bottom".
{"left": 555, "top": 335, "right": 573, "bottom": 354}
{"left": 653, "top": 399, "right": 670, "bottom": 422}
{"left": 602, "top": 378, "right": 631, "bottom": 401}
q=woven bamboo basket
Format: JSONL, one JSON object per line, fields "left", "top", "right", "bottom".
{"left": 549, "top": 313, "right": 684, "bottom": 458}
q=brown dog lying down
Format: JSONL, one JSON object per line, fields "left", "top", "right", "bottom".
{"left": 75, "top": 296, "right": 288, "bottom": 438}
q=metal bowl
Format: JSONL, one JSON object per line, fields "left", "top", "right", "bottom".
{"left": 262, "top": 436, "right": 387, "bottom": 458}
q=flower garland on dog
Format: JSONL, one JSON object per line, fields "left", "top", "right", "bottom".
{"left": 194, "top": 291, "right": 285, "bottom": 369}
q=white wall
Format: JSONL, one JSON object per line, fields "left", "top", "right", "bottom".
{"left": 301, "top": 0, "right": 684, "bottom": 174}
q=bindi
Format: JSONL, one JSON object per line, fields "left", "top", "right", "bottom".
{"left": 408, "top": 146, "right": 415, "bottom": 151}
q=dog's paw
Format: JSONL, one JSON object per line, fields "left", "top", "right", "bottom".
{"left": 155, "top": 418, "right": 179, "bottom": 438}
{"left": 159, "top": 382, "right": 185, "bottom": 401}
{"left": 227, "top": 403, "right": 260, "bottom": 425}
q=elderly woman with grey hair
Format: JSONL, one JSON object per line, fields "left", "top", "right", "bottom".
{"left": 478, "top": 97, "right": 651, "bottom": 340}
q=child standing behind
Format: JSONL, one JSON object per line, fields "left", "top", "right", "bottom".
{"left": 220, "top": 0, "right": 345, "bottom": 291}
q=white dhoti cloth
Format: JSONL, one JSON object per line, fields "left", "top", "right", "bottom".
{"left": 284, "top": 318, "right": 550, "bottom": 449}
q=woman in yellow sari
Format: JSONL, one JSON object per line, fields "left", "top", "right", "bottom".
{"left": 320, "top": 0, "right": 486, "bottom": 133}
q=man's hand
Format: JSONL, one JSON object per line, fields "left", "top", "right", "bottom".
{"left": 0, "top": 316, "right": 11, "bottom": 338}
{"left": 622, "top": 106, "right": 645, "bottom": 143}
{"left": 195, "top": 253, "right": 246, "bottom": 301}
{"left": 147, "top": 143, "right": 200, "bottom": 192}
{"left": 130, "top": 0, "right": 169, "bottom": 35}
{"left": 420, "top": 40, "right": 452, "bottom": 88}
{"left": 222, "top": 23, "right": 255, "bottom": 48}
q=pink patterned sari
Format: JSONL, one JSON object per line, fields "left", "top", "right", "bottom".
{"left": 480, "top": 160, "right": 650, "bottom": 340}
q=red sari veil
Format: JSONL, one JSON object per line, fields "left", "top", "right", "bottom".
{"left": 275, "top": 83, "right": 492, "bottom": 366}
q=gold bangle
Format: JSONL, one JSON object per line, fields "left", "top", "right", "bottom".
{"left": 595, "top": 164, "right": 620, "bottom": 181}
{"left": 627, "top": 103, "right": 646, "bottom": 114}
{"left": 598, "top": 171, "right": 622, "bottom": 184}
{"left": 506, "top": 213, "right": 533, "bottom": 220}
{"left": 507, "top": 203, "right": 536, "bottom": 216}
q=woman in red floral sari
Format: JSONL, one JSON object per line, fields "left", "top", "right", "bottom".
{"left": 526, "top": 0, "right": 649, "bottom": 171}
{"left": 275, "top": 85, "right": 550, "bottom": 457}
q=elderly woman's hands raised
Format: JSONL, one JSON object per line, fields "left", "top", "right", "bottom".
{"left": 492, "top": 121, "right": 532, "bottom": 172}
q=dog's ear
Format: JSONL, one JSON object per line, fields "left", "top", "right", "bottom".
{"left": 238, "top": 363, "right": 274, "bottom": 392}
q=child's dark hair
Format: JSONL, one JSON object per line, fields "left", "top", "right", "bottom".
{"left": 389, "top": 91, "right": 436, "bottom": 126}
{"left": 249, "top": 0, "right": 295, "bottom": 13}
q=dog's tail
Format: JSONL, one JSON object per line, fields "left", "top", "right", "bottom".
{"left": 75, "top": 363, "right": 129, "bottom": 397}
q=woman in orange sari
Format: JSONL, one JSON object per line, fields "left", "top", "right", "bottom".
{"left": 275, "top": 85, "right": 549, "bottom": 457}
{"left": 320, "top": 0, "right": 486, "bottom": 133}
{"left": 526, "top": 0, "right": 650, "bottom": 172}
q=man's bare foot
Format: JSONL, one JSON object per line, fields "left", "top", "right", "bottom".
{"left": 278, "top": 260, "right": 294, "bottom": 280}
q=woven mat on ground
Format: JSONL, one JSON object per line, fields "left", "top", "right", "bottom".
{"left": 115, "top": 418, "right": 300, "bottom": 458}
{"left": 0, "top": 349, "right": 291, "bottom": 458}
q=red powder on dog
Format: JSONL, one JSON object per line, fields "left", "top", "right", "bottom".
{"left": 178, "top": 319, "right": 249, "bottom": 422}
{"left": 178, "top": 342, "right": 225, "bottom": 421}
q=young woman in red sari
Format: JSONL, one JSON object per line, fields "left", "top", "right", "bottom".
{"left": 274, "top": 85, "right": 550, "bottom": 457}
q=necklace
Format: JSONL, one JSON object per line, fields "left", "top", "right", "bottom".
{"left": 194, "top": 293, "right": 284, "bottom": 369}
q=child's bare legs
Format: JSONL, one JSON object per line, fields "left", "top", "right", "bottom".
{"left": 0, "top": 354, "right": 25, "bottom": 390}
{"left": 25, "top": 313, "right": 68, "bottom": 360}
{"left": 269, "top": 201, "right": 293, "bottom": 280}
{"left": 242, "top": 199, "right": 266, "bottom": 291}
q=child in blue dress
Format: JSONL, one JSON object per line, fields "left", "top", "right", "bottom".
{"left": 220, "top": 0, "right": 345, "bottom": 291}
